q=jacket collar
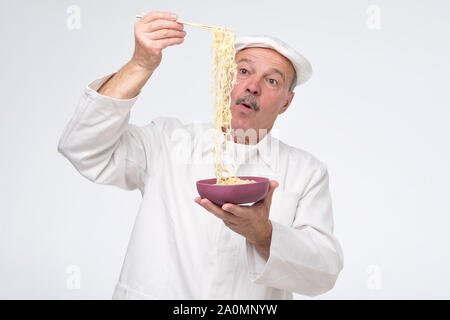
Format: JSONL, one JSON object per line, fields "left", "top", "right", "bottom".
{"left": 199, "top": 124, "right": 279, "bottom": 172}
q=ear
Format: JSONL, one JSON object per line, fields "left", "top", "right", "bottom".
{"left": 278, "top": 91, "right": 295, "bottom": 115}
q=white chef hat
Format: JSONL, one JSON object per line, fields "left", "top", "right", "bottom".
{"left": 235, "top": 35, "right": 313, "bottom": 87}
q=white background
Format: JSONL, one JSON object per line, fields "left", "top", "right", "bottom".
{"left": 1, "top": 0, "right": 449, "bottom": 299}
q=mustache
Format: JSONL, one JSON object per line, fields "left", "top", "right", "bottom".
{"left": 235, "top": 95, "right": 260, "bottom": 112}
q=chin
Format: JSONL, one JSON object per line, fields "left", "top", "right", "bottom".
{"left": 231, "top": 118, "right": 250, "bottom": 131}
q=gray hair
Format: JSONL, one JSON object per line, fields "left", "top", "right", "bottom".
{"left": 288, "top": 72, "right": 297, "bottom": 93}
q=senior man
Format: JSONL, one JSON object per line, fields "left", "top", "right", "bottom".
{"left": 58, "top": 11, "right": 343, "bottom": 299}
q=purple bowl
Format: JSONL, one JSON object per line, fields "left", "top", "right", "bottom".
{"left": 196, "top": 176, "right": 270, "bottom": 206}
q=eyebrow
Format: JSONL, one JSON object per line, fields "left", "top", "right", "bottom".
{"left": 237, "top": 58, "right": 286, "bottom": 81}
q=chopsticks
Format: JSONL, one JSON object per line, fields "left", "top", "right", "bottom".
{"left": 135, "top": 12, "right": 233, "bottom": 31}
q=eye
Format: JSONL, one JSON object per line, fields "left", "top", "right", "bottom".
{"left": 268, "top": 78, "right": 278, "bottom": 85}
{"left": 239, "top": 68, "right": 248, "bottom": 74}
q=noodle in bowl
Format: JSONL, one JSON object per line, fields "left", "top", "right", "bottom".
{"left": 196, "top": 176, "right": 269, "bottom": 205}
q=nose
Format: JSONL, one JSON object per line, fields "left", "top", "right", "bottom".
{"left": 245, "top": 76, "right": 261, "bottom": 96}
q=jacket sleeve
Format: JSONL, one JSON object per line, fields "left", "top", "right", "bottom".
{"left": 246, "top": 165, "right": 344, "bottom": 297}
{"left": 57, "top": 74, "right": 161, "bottom": 194}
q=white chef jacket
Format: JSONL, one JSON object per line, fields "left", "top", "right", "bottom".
{"left": 57, "top": 74, "right": 344, "bottom": 299}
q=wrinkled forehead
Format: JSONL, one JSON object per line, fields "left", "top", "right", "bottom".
{"left": 235, "top": 47, "right": 295, "bottom": 78}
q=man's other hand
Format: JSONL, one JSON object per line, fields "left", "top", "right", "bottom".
{"left": 132, "top": 11, "right": 186, "bottom": 72}
{"left": 194, "top": 180, "right": 279, "bottom": 260}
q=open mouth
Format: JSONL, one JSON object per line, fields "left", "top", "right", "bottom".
{"left": 241, "top": 103, "right": 252, "bottom": 110}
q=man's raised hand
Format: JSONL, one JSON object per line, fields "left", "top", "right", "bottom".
{"left": 132, "top": 11, "right": 186, "bottom": 72}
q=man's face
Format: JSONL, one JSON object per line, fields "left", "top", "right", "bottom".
{"left": 229, "top": 47, "right": 296, "bottom": 141}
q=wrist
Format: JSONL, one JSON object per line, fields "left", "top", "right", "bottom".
{"left": 127, "top": 59, "right": 155, "bottom": 76}
{"left": 251, "top": 221, "right": 272, "bottom": 260}
{"left": 97, "top": 60, "right": 152, "bottom": 99}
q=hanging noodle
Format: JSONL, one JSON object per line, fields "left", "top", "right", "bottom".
{"left": 210, "top": 28, "right": 255, "bottom": 185}
{"left": 133, "top": 14, "right": 257, "bottom": 185}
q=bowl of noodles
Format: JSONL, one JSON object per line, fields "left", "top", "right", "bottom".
{"left": 196, "top": 176, "right": 269, "bottom": 206}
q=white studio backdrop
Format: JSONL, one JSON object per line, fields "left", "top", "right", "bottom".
{"left": 0, "top": 0, "right": 449, "bottom": 299}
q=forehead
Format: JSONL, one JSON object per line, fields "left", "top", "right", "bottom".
{"left": 235, "top": 47, "right": 295, "bottom": 77}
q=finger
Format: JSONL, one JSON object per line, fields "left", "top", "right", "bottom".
{"left": 147, "top": 29, "right": 186, "bottom": 41}
{"left": 142, "top": 19, "right": 184, "bottom": 33}
{"left": 221, "top": 203, "right": 248, "bottom": 217}
{"left": 151, "top": 37, "right": 185, "bottom": 50}
{"left": 223, "top": 220, "right": 237, "bottom": 228}
{"left": 263, "top": 180, "right": 279, "bottom": 206}
{"left": 142, "top": 11, "right": 178, "bottom": 23}
{"left": 197, "top": 198, "right": 238, "bottom": 223}
{"left": 198, "top": 198, "right": 226, "bottom": 217}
